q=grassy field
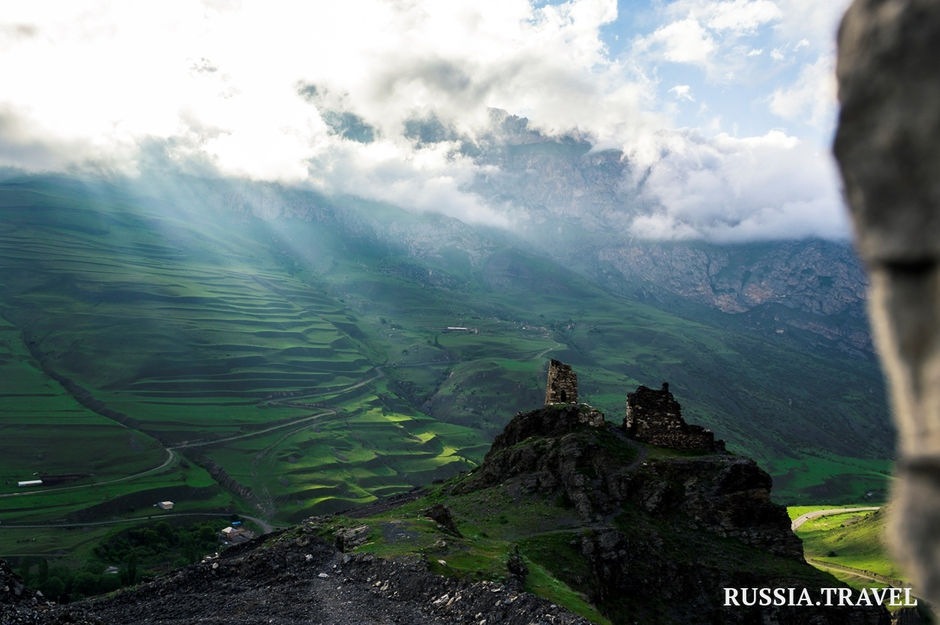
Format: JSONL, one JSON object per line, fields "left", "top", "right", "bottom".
{"left": 792, "top": 506, "right": 907, "bottom": 589}
{"left": 0, "top": 316, "right": 168, "bottom": 492}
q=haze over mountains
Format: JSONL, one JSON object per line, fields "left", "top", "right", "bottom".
{"left": 0, "top": 111, "right": 891, "bottom": 522}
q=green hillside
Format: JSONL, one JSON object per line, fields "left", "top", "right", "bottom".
{"left": 0, "top": 174, "right": 893, "bottom": 564}
{"left": 795, "top": 507, "right": 906, "bottom": 588}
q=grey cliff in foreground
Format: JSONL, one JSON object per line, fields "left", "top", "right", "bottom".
{"left": 835, "top": 0, "right": 940, "bottom": 611}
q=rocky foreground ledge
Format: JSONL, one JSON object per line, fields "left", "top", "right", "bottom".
{"left": 1, "top": 531, "right": 590, "bottom": 625}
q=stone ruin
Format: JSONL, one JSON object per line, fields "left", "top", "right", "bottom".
{"left": 544, "top": 359, "right": 578, "bottom": 405}
{"left": 542, "top": 362, "right": 723, "bottom": 451}
{"left": 623, "top": 383, "right": 725, "bottom": 453}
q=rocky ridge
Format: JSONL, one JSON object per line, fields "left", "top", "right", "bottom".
{"left": 449, "top": 402, "right": 888, "bottom": 624}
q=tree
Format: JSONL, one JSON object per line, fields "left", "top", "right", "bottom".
{"left": 42, "top": 576, "right": 65, "bottom": 602}
{"left": 38, "top": 558, "right": 49, "bottom": 585}
{"left": 121, "top": 552, "right": 138, "bottom": 586}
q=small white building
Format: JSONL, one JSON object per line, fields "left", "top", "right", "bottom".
{"left": 220, "top": 525, "right": 254, "bottom": 544}
{"left": 155, "top": 501, "right": 175, "bottom": 510}
{"left": 17, "top": 479, "right": 42, "bottom": 487}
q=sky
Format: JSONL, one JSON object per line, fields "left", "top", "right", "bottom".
{"left": 0, "top": 0, "right": 853, "bottom": 242}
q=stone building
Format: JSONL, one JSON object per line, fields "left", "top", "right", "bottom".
{"left": 623, "top": 383, "right": 725, "bottom": 452}
{"left": 544, "top": 359, "right": 578, "bottom": 405}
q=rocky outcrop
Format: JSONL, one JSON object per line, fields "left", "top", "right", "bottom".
{"left": 459, "top": 406, "right": 796, "bottom": 556}
{"left": 334, "top": 524, "right": 370, "bottom": 552}
{"left": 486, "top": 403, "right": 605, "bottom": 455}
{"left": 834, "top": 0, "right": 940, "bottom": 609}
{"left": 423, "top": 504, "right": 463, "bottom": 538}
{"left": 452, "top": 404, "right": 888, "bottom": 624}
{"left": 594, "top": 240, "right": 871, "bottom": 349}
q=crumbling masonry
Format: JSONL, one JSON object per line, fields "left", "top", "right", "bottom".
{"left": 543, "top": 361, "right": 724, "bottom": 453}
{"left": 623, "top": 383, "right": 725, "bottom": 453}
{"left": 544, "top": 359, "right": 578, "bottom": 405}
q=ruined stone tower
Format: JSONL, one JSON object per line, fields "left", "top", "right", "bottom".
{"left": 545, "top": 359, "right": 578, "bottom": 405}
{"left": 624, "top": 382, "right": 725, "bottom": 452}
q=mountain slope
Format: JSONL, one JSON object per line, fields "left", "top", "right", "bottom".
{"left": 0, "top": 173, "right": 891, "bottom": 540}
{"left": 461, "top": 113, "right": 873, "bottom": 355}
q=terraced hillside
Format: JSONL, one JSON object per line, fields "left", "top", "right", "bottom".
{"left": 0, "top": 174, "right": 893, "bottom": 568}
{"left": 0, "top": 177, "right": 484, "bottom": 532}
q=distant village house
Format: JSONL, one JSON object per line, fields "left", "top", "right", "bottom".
{"left": 443, "top": 326, "right": 479, "bottom": 334}
{"left": 220, "top": 525, "right": 255, "bottom": 544}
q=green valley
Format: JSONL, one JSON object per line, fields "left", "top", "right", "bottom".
{"left": 0, "top": 174, "right": 893, "bottom": 572}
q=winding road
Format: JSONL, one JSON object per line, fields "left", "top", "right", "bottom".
{"left": 806, "top": 558, "right": 906, "bottom": 588}
{"left": 2, "top": 333, "right": 563, "bottom": 535}
{"left": 0, "top": 448, "right": 179, "bottom": 499}
{"left": 0, "top": 511, "right": 278, "bottom": 536}
{"left": 0, "top": 409, "right": 337, "bottom": 500}
{"left": 790, "top": 506, "right": 880, "bottom": 531}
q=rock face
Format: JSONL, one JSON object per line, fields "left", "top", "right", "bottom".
{"left": 423, "top": 504, "right": 463, "bottom": 538}
{"left": 544, "top": 359, "right": 578, "bottom": 405}
{"left": 453, "top": 404, "right": 888, "bottom": 624}
{"left": 624, "top": 382, "right": 726, "bottom": 452}
{"left": 334, "top": 524, "right": 370, "bottom": 552}
{"left": 463, "top": 113, "right": 873, "bottom": 353}
{"left": 487, "top": 403, "right": 605, "bottom": 456}
{"left": 834, "top": 0, "right": 940, "bottom": 608}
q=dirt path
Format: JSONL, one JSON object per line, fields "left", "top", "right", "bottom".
{"left": 790, "top": 506, "right": 880, "bottom": 531}
{"left": 607, "top": 425, "right": 648, "bottom": 470}
{"left": 172, "top": 410, "right": 335, "bottom": 449}
{"left": 806, "top": 558, "right": 906, "bottom": 587}
{"left": 0, "top": 448, "right": 179, "bottom": 499}
{"left": 0, "top": 408, "right": 338, "bottom": 500}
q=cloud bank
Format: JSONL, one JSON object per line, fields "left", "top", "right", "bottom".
{"left": 0, "top": 0, "right": 852, "bottom": 240}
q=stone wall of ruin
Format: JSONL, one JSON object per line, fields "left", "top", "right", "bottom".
{"left": 545, "top": 359, "right": 578, "bottom": 405}
{"left": 624, "top": 383, "right": 725, "bottom": 453}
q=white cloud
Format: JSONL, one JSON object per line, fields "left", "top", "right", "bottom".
{"left": 635, "top": 17, "right": 716, "bottom": 65}
{"left": 769, "top": 54, "right": 837, "bottom": 129}
{"left": 698, "top": 0, "right": 782, "bottom": 33}
{"left": 668, "top": 85, "right": 695, "bottom": 102}
{"left": 773, "top": 0, "right": 852, "bottom": 48}
{"left": 0, "top": 0, "right": 853, "bottom": 241}
{"left": 634, "top": 0, "right": 783, "bottom": 82}
{"left": 628, "top": 129, "right": 850, "bottom": 242}
{"left": 0, "top": 0, "right": 646, "bottom": 226}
